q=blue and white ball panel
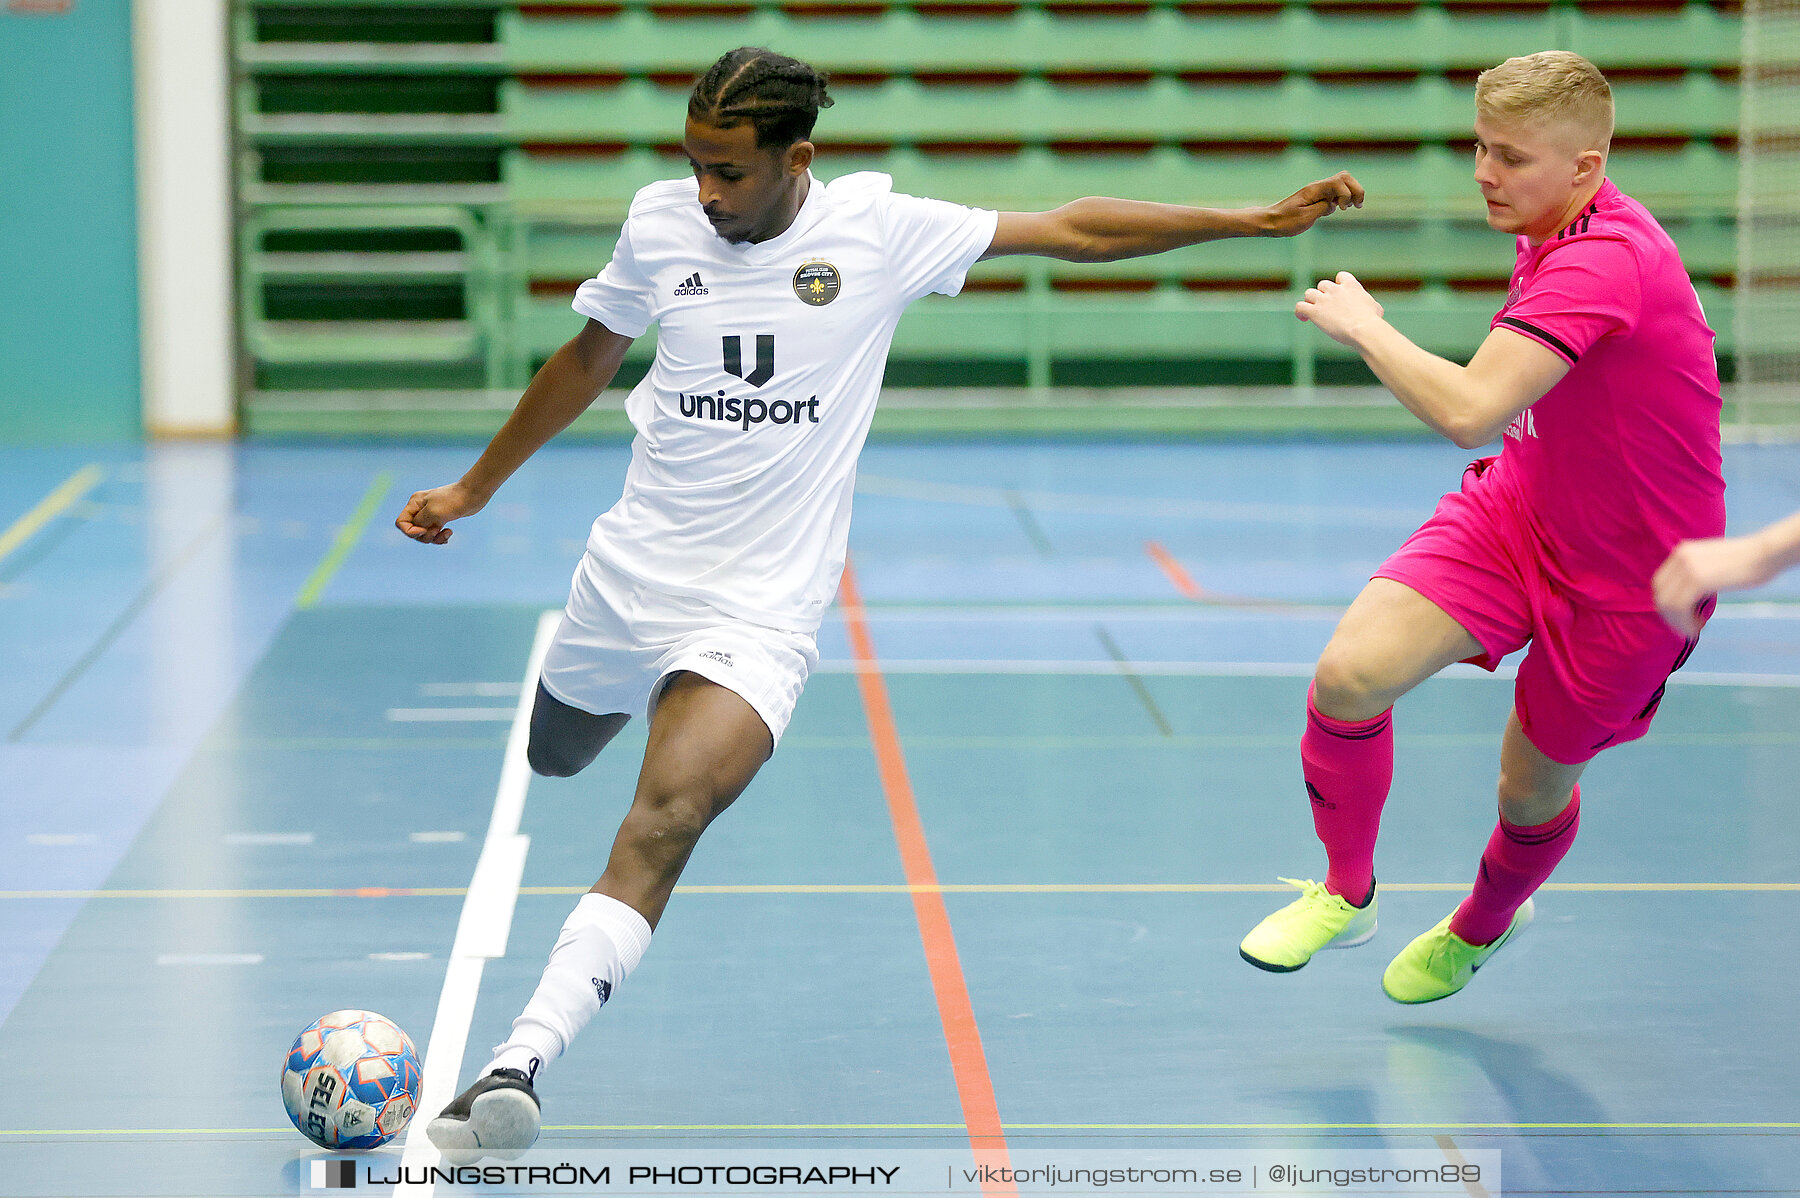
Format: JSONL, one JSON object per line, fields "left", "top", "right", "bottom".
{"left": 280, "top": 1009, "right": 421, "bottom": 1150}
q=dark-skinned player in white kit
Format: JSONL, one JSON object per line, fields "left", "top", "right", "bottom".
{"left": 396, "top": 46, "right": 1364, "bottom": 1159}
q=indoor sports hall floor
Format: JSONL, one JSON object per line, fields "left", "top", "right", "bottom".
{"left": 2, "top": 437, "right": 1797, "bottom": 1197}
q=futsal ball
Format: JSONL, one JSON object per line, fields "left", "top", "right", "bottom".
{"left": 281, "top": 1009, "right": 423, "bottom": 1150}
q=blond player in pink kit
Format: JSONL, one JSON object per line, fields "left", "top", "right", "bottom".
{"left": 1238, "top": 51, "right": 1726, "bottom": 1002}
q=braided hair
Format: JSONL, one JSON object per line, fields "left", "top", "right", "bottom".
{"left": 688, "top": 48, "right": 833, "bottom": 149}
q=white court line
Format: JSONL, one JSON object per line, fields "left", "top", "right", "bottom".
{"left": 853, "top": 473, "right": 1424, "bottom": 525}
{"left": 845, "top": 601, "right": 1800, "bottom": 622}
{"left": 812, "top": 659, "right": 1800, "bottom": 687}
{"left": 1710, "top": 601, "right": 1800, "bottom": 618}
{"left": 812, "top": 659, "right": 1314, "bottom": 676}
{"left": 223, "top": 832, "right": 315, "bottom": 846}
{"left": 1674, "top": 670, "right": 1800, "bottom": 687}
{"left": 156, "top": 953, "right": 263, "bottom": 966}
{"left": 813, "top": 659, "right": 1387, "bottom": 678}
{"left": 860, "top": 604, "right": 1346, "bottom": 621}
{"left": 419, "top": 682, "right": 521, "bottom": 697}
{"left": 396, "top": 609, "right": 559, "bottom": 1197}
{"left": 388, "top": 707, "right": 519, "bottom": 722}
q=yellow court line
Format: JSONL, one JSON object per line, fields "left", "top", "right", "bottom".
{"left": 1000, "top": 1122, "right": 1800, "bottom": 1131}
{"left": 539, "top": 1122, "right": 1800, "bottom": 1132}
{"left": 666, "top": 882, "right": 1800, "bottom": 894}
{"left": 295, "top": 471, "right": 393, "bottom": 609}
{"left": 220, "top": 737, "right": 509, "bottom": 750}
{"left": 0, "top": 887, "right": 469, "bottom": 899}
{"left": 0, "top": 464, "right": 104, "bottom": 565}
{"left": 544, "top": 1124, "right": 966, "bottom": 1132}
{"left": 783, "top": 733, "right": 1800, "bottom": 749}
{"left": 192, "top": 731, "right": 1800, "bottom": 751}
{"left": 4, "top": 881, "right": 1797, "bottom": 900}
{"left": 0, "top": 1128, "right": 291, "bottom": 1137}
{"left": 6, "top": 1121, "right": 1795, "bottom": 1137}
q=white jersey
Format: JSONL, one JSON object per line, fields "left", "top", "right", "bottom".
{"left": 571, "top": 171, "right": 998, "bottom": 633}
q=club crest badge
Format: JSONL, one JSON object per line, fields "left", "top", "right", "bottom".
{"left": 793, "top": 260, "right": 841, "bottom": 307}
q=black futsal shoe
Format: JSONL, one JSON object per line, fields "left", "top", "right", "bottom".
{"left": 426, "top": 1067, "right": 541, "bottom": 1164}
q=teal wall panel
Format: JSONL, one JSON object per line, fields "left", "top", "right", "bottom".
{"left": 0, "top": 3, "right": 140, "bottom": 442}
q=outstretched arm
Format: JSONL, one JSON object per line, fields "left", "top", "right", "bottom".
{"left": 980, "top": 172, "right": 1363, "bottom": 262}
{"left": 1653, "top": 510, "right": 1800, "bottom": 636}
{"left": 1296, "top": 271, "right": 1569, "bottom": 450}
{"left": 396, "top": 319, "right": 635, "bottom": 545}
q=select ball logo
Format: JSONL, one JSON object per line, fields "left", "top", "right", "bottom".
{"left": 793, "top": 260, "right": 841, "bottom": 306}
{"left": 281, "top": 1010, "right": 422, "bottom": 1151}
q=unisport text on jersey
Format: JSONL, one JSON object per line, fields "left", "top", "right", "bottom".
{"left": 677, "top": 390, "right": 821, "bottom": 429}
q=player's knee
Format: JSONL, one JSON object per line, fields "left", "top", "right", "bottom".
{"left": 1496, "top": 769, "right": 1574, "bottom": 826}
{"left": 624, "top": 780, "right": 715, "bottom": 854}
{"left": 1312, "top": 644, "right": 1390, "bottom": 719}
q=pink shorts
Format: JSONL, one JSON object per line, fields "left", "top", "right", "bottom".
{"left": 1375, "top": 457, "right": 1709, "bottom": 765}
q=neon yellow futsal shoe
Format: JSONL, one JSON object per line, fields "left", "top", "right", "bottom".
{"left": 1381, "top": 899, "right": 1534, "bottom": 1004}
{"left": 1239, "top": 878, "right": 1378, "bottom": 972}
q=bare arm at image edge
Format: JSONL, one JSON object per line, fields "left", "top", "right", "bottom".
{"left": 1653, "top": 510, "right": 1800, "bottom": 636}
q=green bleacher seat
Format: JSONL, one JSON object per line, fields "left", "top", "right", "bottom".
{"left": 240, "top": 204, "right": 507, "bottom": 384}
{"left": 501, "top": 7, "right": 1549, "bottom": 75}
{"left": 240, "top": 42, "right": 509, "bottom": 74}
{"left": 502, "top": 74, "right": 1737, "bottom": 147}
{"left": 1567, "top": 7, "right": 1741, "bottom": 69}
{"left": 502, "top": 5, "right": 1737, "bottom": 75}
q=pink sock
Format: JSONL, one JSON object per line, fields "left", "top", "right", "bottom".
{"left": 1450, "top": 787, "right": 1581, "bottom": 946}
{"left": 1302, "top": 682, "right": 1394, "bottom": 905}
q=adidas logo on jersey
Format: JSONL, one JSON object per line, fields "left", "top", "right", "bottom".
{"left": 673, "top": 272, "right": 709, "bottom": 296}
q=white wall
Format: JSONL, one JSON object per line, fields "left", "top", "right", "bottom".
{"left": 134, "top": 0, "right": 235, "bottom": 436}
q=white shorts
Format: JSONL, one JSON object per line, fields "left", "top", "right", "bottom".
{"left": 538, "top": 551, "right": 819, "bottom": 748}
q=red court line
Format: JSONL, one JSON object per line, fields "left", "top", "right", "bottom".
{"left": 838, "top": 557, "right": 1016, "bottom": 1197}
{"left": 1145, "top": 541, "right": 1294, "bottom": 607}
{"left": 1145, "top": 540, "right": 1208, "bottom": 600}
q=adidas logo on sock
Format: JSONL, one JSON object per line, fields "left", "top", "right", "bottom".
{"left": 673, "top": 272, "right": 709, "bottom": 296}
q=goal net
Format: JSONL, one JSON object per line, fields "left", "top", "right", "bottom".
{"left": 1738, "top": 0, "right": 1800, "bottom": 424}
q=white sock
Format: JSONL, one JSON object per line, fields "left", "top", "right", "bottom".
{"left": 483, "top": 892, "right": 652, "bottom": 1082}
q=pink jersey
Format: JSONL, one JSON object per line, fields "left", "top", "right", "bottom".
{"left": 1482, "top": 177, "right": 1725, "bottom": 611}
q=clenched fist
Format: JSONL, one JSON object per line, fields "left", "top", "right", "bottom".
{"left": 396, "top": 482, "right": 490, "bottom": 545}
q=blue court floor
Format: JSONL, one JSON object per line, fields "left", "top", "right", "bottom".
{"left": 1, "top": 438, "right": 1797, "bottom": 1197}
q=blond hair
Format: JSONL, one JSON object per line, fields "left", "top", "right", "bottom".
{"left": 1476, "top": 51, "right": 1614, "bottom": 152}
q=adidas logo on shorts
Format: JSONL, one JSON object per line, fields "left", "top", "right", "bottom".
{"left": 673, "top": 272, "right": 709, "bottom": 296}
